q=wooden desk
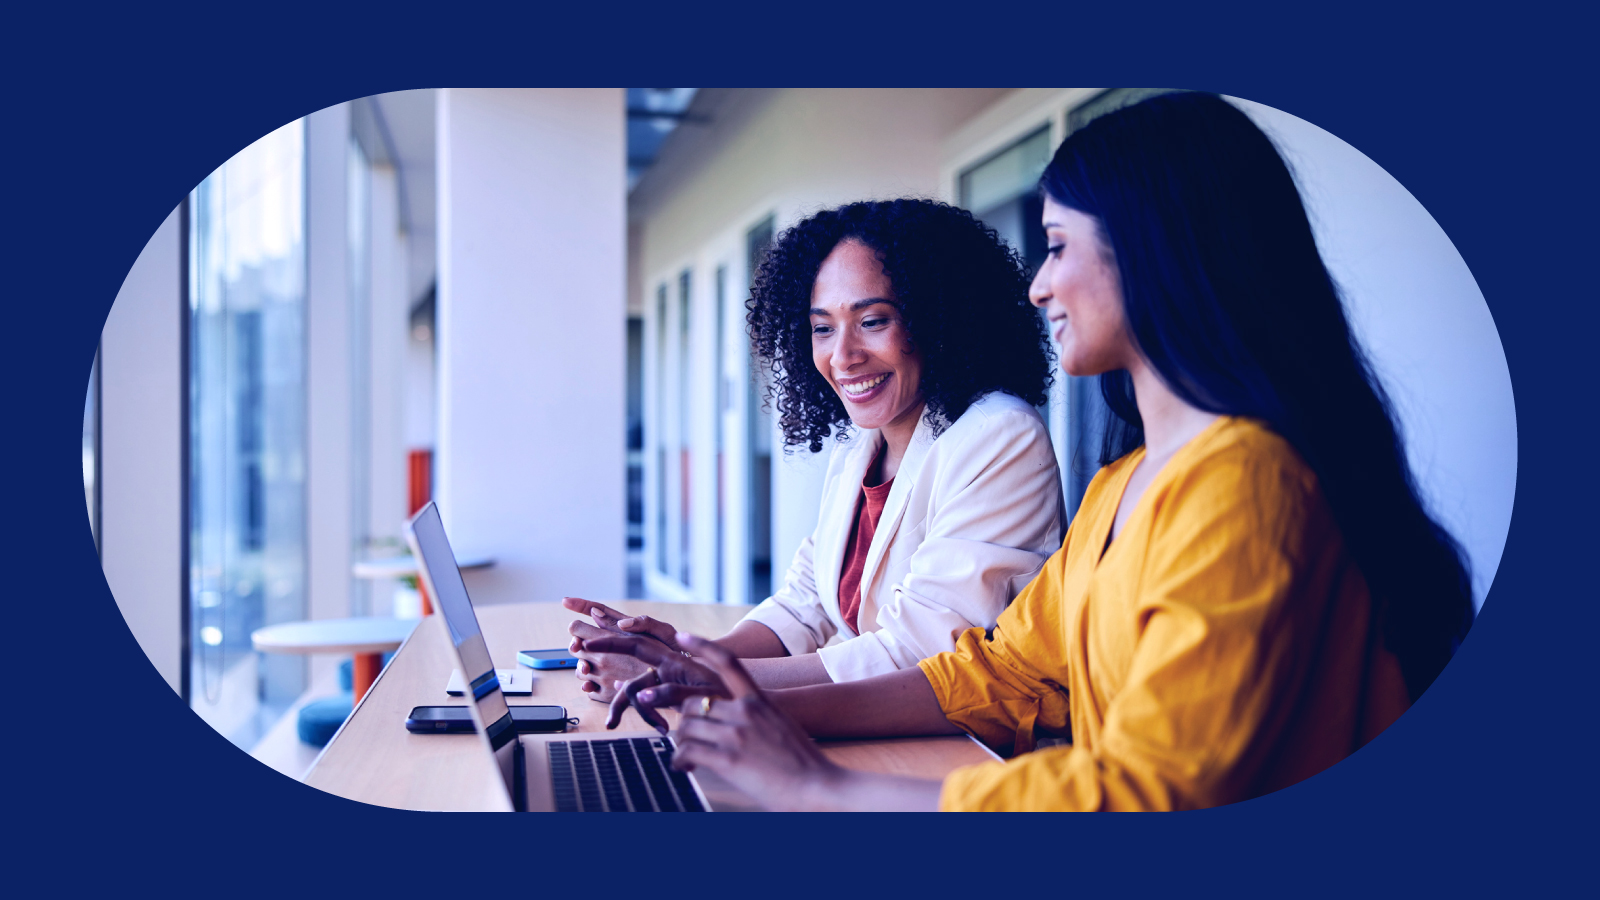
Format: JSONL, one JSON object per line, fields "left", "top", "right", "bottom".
{"left": 302, "top": 600, "right": 998, "bottom": 811}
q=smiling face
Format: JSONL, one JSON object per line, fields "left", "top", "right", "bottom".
{"left": 809, "top": 239, "right": 925, "bottom": 434}
{"left": 1029, "top": 196, "right": 1137, "bottom": 377}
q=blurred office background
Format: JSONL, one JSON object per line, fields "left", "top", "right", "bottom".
{"left": 85, "top": 88, "right": 1516, "bottom": 777}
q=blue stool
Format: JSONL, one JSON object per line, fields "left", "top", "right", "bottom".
{"left": 297, "top": 693, "right": 354, "bottom": 747}
{"left": 296, "top": 653, "right": 396, "bottom": 747}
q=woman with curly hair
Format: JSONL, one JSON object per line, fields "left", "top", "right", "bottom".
{"left": 592, "top": 92, "right": 1475, "bottom": 811}
{"left": 564, "top": 198, "right": 1063, "bottom": 696}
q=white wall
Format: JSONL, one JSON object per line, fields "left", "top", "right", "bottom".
{"left": 436, "top": 88, "right": 626, "bottom": 605}
{"left": 101, "top": 206, "right": 182, "bottom": 693}
{"left": 636, "top": 90, "right": 1008, "bottom": 269}
{"left": 1234, "top": 98, "right": 1515, "bottom": 607}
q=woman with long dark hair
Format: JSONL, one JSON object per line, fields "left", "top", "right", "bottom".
{"left": 592, "top": 92, "right": 1474, "bottom": 811}
{"left": 566, "top": 199, "right": 1062, "bottom": 696}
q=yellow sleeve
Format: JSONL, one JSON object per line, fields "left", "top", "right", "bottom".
{"left": 917, "top": 546, "right": 1073, "bottom": 757}
{"left": 939, "top": 446, "right": 1331, "bottom": 811}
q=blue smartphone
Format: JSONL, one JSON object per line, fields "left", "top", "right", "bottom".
{"left": 518, "top": 648, "right": 579, "bottom": 669}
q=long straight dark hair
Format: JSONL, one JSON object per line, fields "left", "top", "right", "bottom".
{"left": 1041, "top": 92, "right": 1472, "bottom": 701}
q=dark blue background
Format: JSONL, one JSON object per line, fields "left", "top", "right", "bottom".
{"left": 5, "top": 3, "right": 1592, "bottom": 895}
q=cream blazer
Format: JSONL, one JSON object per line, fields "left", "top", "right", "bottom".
{"left": 741, "top": 392, "right": 1063, "bottom": 682}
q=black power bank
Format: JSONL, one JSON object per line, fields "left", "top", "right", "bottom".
{"left": 406, "top": 705, "right": 569, "bottom": 734}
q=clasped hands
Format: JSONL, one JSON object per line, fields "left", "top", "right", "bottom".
{"left": 564, "top": 596, "right": 683, "bottom": 701}
{"left": 562, "top": 595, "right": 756, "bottom": 733}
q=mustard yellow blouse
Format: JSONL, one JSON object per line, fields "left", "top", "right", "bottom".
{"left": 919, "top": 417, "right": 1409, "bottom": 811}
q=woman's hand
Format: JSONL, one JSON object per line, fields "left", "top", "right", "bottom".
{"left": 568, "top": 620, "right": 650, "bottom": 701}
{"left": 582, "top": 633, "right": 732, "bottom": 733}
{"left": 592, "top": 632, "right": 946, "bottom": 811}
{"left": 563, "top": 597, "right": 682, "bottom": 701}
{"left": 589, "top": 631, "right": 842, "bottom": 808}
{"left": 665, "top": 635, "right": 854, "bottom": 812}
{"left": 561, "top": 597, "right": 682, "bottom": 650}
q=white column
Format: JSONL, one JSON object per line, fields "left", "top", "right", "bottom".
{"left": 367, "top": 163, "right": 410, "bottom": 611}
{"left": 101, "top": 206, "right": 183, "bottom": 693}
{"left": 436, "top": 88, "right": 626, "bottom": 604}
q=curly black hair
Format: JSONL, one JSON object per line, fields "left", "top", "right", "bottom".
{"left": 746, "top": 198, "right": 1053, "bottom": 453}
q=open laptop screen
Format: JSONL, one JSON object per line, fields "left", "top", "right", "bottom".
{"left": 406, "top": 502, "right": 520, "bottom": 805}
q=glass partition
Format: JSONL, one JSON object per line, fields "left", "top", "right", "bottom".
{"left": 959, "top": 124, "right": 1075, "bottom": 508}
{"left": 958, "top": 107, "right": 1168, "bottom": 520}
{"left": 714, "top": 264, "right": 727, "bottom": 603}
{"left": 654, "top": 284, "right": 669, "bottom": 577}
{"left": 677, "top": 270, "right": 692, "bottom": 587}
{"left": 959, "top": 124, "right": 1051, "bottom": 270}
{"left": 187, "top": 119, "right": 308, "bottom": 749}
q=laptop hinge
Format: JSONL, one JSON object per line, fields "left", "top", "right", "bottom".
{"left": 512, "top": 739, "right": 526, "bottom": 813}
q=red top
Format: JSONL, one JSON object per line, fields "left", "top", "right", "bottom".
{"left": 837, "top": 461, "right": 895, "bottom": 635}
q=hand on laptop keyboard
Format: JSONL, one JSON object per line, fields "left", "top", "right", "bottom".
{"left": 587, "top": 631, "right": 862, "bottom": 811}
{"left": 583, "top": 632, "right": 732, "bottom": 733}
{"left": 663, "top": 635, "right": 850, "bottom": 812}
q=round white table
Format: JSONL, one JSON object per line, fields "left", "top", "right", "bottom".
{"left": 251, "top": 617, "right": 422, "bottom": 703}
{"left": 352, "top": 554, "right": 494, "bottom": 617}
{"left": 351, "top": 553, "right": 494, "bottom": 580}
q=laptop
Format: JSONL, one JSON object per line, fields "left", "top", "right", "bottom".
{"left": 405, "top": 501, "right": 717, "bottom": 813}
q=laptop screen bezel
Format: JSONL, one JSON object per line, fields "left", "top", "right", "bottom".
{"left": 405, "top": 501, "right": 521, "bottom": 811}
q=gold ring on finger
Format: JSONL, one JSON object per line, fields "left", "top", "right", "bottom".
{"left": 700, "top": 696, "right": 714, "bottom": 717}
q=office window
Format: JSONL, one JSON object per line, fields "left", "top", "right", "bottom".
{"left": 714, "top": 265, "right": 727, "bottom": 604}
{"left": 745, "top": 217, "right": 774, "bottom": 602}
{"left": 1059, "top": 90, "right": 1182, "bottom": 515}
{"left": 677, "top": 269, "right": 692, "bottom": 587}
{"left": 1067, "top": 88, "right": 1183, "bottom": 134}
{"left": 958, "top": 124, "right": 1075, "bottom": 507}
{"left": 961, "top": 120, "right": 1116, "bottom": 517}
{"left": 959, "top": 124, "right": 1051, "bottom": 272}
{"left": 187, "top": 119, "right": 308, "bottom": 749}
{"left": 654, "top": 284, "right": 669, "bottom": 576}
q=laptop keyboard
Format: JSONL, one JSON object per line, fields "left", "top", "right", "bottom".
{"left": 548, "top": 737, "right": 706, "bottom": 812}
